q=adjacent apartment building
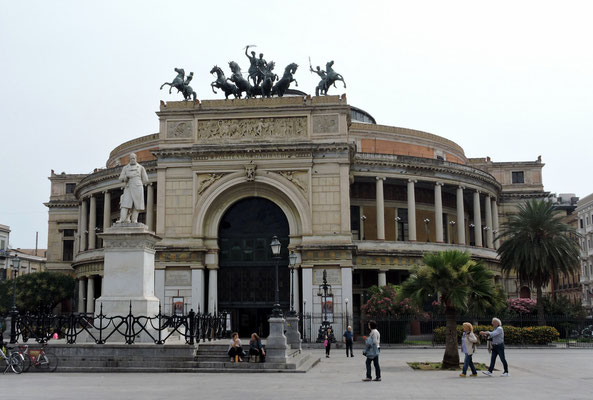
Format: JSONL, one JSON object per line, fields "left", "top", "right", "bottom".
{"left": 577, "top": 193, "right": 593, "bottom": 311}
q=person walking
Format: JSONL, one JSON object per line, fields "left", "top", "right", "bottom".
{"left": 324, "top": 328, "right": 335, "bottom": 358}
{"left": 459, "top": 322, "right": 478, "bottom": 377}
{"left": 362, "top": 320, "right": 381, "bottom": 382}
{"left": 343, "top": 326, "right": 354, "bottom": 357}
{"left": 480, "top": 317, "right": 509, "bottom": 377}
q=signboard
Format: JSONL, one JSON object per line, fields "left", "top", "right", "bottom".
{"left": 165, "top": 269, "right": 191, "bottom": 286}
{"left": 172, "top": 297, "right": 184, "bottom": 315}
{"left": 313, "top": 268, "right": 341, "bottom": 285}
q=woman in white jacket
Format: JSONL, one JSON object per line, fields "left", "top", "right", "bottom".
{"left": 459, "top": 322, "right": 479, "bottom": 377}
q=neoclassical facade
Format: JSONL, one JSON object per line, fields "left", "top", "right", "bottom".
{"left": 45, "top": 95, "right": 547, "bottom": 335}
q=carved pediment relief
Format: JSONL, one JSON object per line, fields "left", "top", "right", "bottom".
{"left": 312, "top": 114, "right": 339, "bottom": 134}
{"left": 197, "top": 117, "right": 307, "bottom": 141}
{"left": 196, "top": 173, "right": 226, "bottom": 195}
{"left": 277, "top": 170, "right": 309, "bottom": 195}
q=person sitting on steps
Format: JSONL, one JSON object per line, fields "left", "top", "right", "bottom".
{"left": 249, "top": 333, "right": 266, "bottom": 362}
{"left": 227, "top": 332, "right": 245, "bottom": 362}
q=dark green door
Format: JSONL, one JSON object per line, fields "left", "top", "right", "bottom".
{"left": 218, "top": 197, "right": 290, "bottom": 337}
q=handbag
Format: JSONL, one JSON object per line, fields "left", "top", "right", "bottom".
{"left": 323, "top": 339, "right": 328, "bottom": 347}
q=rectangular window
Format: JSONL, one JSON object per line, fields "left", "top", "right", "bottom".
{"left": 581, "top": 219, "right": 585, "bottom": 229}
{"left": 62, "top": 240, "right": 74, "bottom": 261}
{"left": 511, "top": 171, "right": 525, "bottom": 184}
{"left": 397, "top": 208, "right": 409, "bottom": 241}
{"left": 65, "top": 183, "right": 76, "bottom": 194}
{"left": 63, "top": 229, "right": 75, "bottom": 237}
{"left": 0, "top": 239, "right": 4, "bottom": 250}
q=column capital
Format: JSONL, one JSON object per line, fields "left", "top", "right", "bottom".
{"left": 148, "top": 182, "right": 154, "bottom": 186}
{"left": 475, "top": 189, "right": 481, "bottom": 194}
{"left": 376, "top": 176, "right": 386, "bottom": 181}
{"left": 435, "top": 182, "right": 444, "bottom": 187}
{"left": 408, "top": 178, "right": 417, "bottom": 184}
{"left": 458, "top": 185, "right": 465, "bottom": 190}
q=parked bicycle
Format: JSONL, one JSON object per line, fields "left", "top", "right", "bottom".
{"left": 1, "top": 342, "right": 24, "bottom": 374}
{"left": 18, "top": 343, "right": 58, "bottom": 372}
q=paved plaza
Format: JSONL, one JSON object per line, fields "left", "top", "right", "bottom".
{"left": 3, "top": 348, "right": 592, "bottom": 400}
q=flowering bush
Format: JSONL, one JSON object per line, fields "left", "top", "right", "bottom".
{"left": 361, "top": 284, "right": 423, "bottom": 317}
{"left": 507, "top": 298, "right": 537, "bottom": 315}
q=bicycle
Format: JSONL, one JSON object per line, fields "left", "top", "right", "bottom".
{"left": 18, "top": 343, "right": 58, "bottom": 372}
{"left": 1, "top": 342, "right": 25, "bottom": 374}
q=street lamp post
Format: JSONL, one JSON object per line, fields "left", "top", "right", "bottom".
{"left": 270, "top": 236, "right": 282, "bottom": 318}
{"left": 316, "top": 269, "right": 333, "bottom": 342}
{"left": 288, "top": 251, "right": 298, "bottom": 317}
{"left": 449, "top": 221, "right": 456, "bottom": 244}
{"left": 345, "top": 298, "right": 349, "bottom": 329}
{"left": 10, "top": 256, "right": 20, "bottom": 344}
{"left": 302, "top": 299, "right": 307, "bottom": 343}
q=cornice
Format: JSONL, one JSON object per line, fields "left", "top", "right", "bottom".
{"left": 44, "top": 200, "right": 79, "bottom": 209}
{"left": 353, "top": 152, "right": 502, "bottom": 192}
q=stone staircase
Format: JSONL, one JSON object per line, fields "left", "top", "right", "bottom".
{"left": 193, "top": 341, "right": 318, "bottom": 372}
{"left": 45, "top": 340, "right": 318, "bottom": 373}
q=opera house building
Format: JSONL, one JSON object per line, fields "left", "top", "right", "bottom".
{"left": 45, "top": 95, "right": 546, "bottom": 336}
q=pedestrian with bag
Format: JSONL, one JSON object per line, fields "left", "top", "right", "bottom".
{"left": 343, "top": 325, "right": 354, "bottom": 357}
{"left": 362, "top": 320, "right": 381, "bottom": 381}
{"left": 459, "top": 322, "right": 479, "bottom": 377}
{"left": 480, "top": 317, "right": 509, "bottom": 377}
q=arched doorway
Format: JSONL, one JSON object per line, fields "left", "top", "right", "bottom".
{"left": 520, "top": 286, "right": 531, "bottom": 299}
{"left": 218, "top": 197, "right": 290, "bottom": 337}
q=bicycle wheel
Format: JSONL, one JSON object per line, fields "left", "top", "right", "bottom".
{"left": 8, "top": 353, "right": 24, "bottom": 374}
{"left": 38, "top": 351, "right": 58, "bottom": 372}
{"left": 21, "top": 353, "right": 32, "bottom": 372}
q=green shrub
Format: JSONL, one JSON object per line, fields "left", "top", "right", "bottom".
{"left": 433, "top": 324, "right": 559, "bottom": 345}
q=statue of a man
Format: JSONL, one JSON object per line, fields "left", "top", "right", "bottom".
{"left": 117, "top": 153, "right": 149, "bottom": 224}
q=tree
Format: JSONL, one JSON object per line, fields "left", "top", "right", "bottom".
{"left": 497, "top": 199, "right": 581, "bottom": 326}
{"left": 400, "top": 250, "right": 497, "bottom": 368}
{"left": 0, "top": 272, "right": 75, "bottom": 314}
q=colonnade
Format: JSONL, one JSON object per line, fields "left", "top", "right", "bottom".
{"left": 77, "top": 275, "right": 103, "bottom": 314}
{"left": 361, "top": 177, "right": 500, "bottom": 249}
{"left": 77, "top": 184, "right": 155, "bottom": 252}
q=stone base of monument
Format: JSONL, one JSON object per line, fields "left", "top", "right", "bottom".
{"left": 285, "top": 315, "right": 302, "bottom": 352}
{"left": 265, "top": 317, "right": 288, "bottom": 362}
{"left": 95, "top": 223, "right": 161, "bottom": 343}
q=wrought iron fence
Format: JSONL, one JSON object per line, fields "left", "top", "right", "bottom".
{"left": 300, "top": 312, "right": 593, "bottom": 348}
{"left": 2, "top": 303, "right": 229, "bottom": 345}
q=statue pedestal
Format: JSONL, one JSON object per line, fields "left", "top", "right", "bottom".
{"left": 96, "top": 223, "right": 161, "bottom": 318}
{"left": 285, "top": 315, "right": 302, "bottom": 352}
{"left": 266, "top": 317, "right": 288, "bottom": 362}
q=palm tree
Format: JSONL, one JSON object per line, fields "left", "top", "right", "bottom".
{"left": 497, "top": 199, "right": 581, "bottom": 326}
{"left": 400, "top": 250, "right": 497, "bottom": 368}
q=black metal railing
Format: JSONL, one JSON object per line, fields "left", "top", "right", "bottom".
{"left": 3, "top": 303, "right": 228, "bottom": 345}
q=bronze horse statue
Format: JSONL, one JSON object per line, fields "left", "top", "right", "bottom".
{"left": 228, "top": 61, "right": 255, "bottom": 98}
{"left": 259, "top": 61, "right": 278, "bottom": 98}
{"left": 272, "top": 63, "right": 298, "bottom": 97}
{"left": 323, "top": 61, "right": 346, "bottom": 93}
{"left": 160, "top": 68, "right": 196, "bottom": 100}
{"left": 210, "top": 66, "right": 239, "bottom": 99}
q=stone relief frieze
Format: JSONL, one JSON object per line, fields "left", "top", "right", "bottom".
{"left": 167, "top": 120, "right": 193, "bottom": 139}
{"left": 312, "top": 114, "right": 339, "bottom": 134}
{"left": 196, "top": 173, "right": 225, "bottom": 195}
{"left": 277, "top": 170, "right": 308, "bottom": 195}
{"left": 198, "top": 117, "right": 307, "bottom": 141}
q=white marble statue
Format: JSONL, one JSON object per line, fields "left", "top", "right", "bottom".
{"left": 117, "top": 153, "right": 149, "bottom": 223}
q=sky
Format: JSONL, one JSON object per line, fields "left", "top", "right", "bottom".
{"left": 0, "top": 0, "right": 592, "bottom": 249}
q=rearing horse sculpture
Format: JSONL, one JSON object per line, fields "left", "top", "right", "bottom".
{"left": 160, "top": 68, "right": 186, "bottom": 94}
{"left": 323, "top": 61, "right": 346, "bottom": 93}
{"left": 272, "top": 63, "right": 298, "bottom": 97}
{"left": 259, "top": 61, "right": 278, "bottom": 98}
{"left": 210, "top": 66, "right": 239, "bottom": 99}
{"left": 228, "top": 61, "right": 254, "bottom": 98}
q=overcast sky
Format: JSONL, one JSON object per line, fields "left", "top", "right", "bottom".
{"left": 1, "top": 0, "right": 592, "bottom": 249}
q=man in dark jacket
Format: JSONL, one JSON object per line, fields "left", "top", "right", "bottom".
{"left": 343, "top": 326, "right": 354, "bottom": 357}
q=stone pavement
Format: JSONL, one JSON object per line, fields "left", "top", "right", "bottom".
{"left": 3, "top": 348, "right": 592, "bottom": 400}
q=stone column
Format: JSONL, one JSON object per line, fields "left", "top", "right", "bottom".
{"left": 88, "top": 195, "right": 97, "bottom": 250}
{"left": 191, "top": 268, "right": 205, "bottom": 313}
{"left": 154, "top": 269, "right": 165, "bottom": 306}
{"left": 207, "top": 264, "right": 218, "bottom": 314}
{"left": 378, "top": 270, "right": 387, "bottom": 287}
{"left": 492, "top": 199, "right": 500, "bottom": 249}
{"left": 407, "top": 179, "right": 417, "bottom": 241}
{"left": 103, "top": 191, "right": 111, "bottom": 230}
{"left": 86, "top": 276, "right": 95, "bottom": 314}
{"left": 485, "top": 194, "right": 493, "bottom": 248}
{"left": 78, "top": 278, "right": 86, "bottom": 313}
{"left": 76, "top": 203, "right": 82, "bottom": 254}
{"left": 302, "top": 267, "right": 313, "bottom": 314}
{"left": 80, "top": 198, "right": 88, "bottom": 251}
{"left": 473, "top": 191, "right": 482, "bottom": 247}
{"left": 456, "top": 186, "right": 466, "bottom": 245}
{"left": 376, "top": 177, "right": 385, "bottom": 241}
{"left": 146, "top": 183, "right": 154, "bottom": 231}
{"left": 434, "top": 182, "right": 444, "bottom": 243}
{"left": 292, "top": 266, "right": 300, "bottom": 313}
{"left": 359, "top": 206, "right": 365, "bottom": 240}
